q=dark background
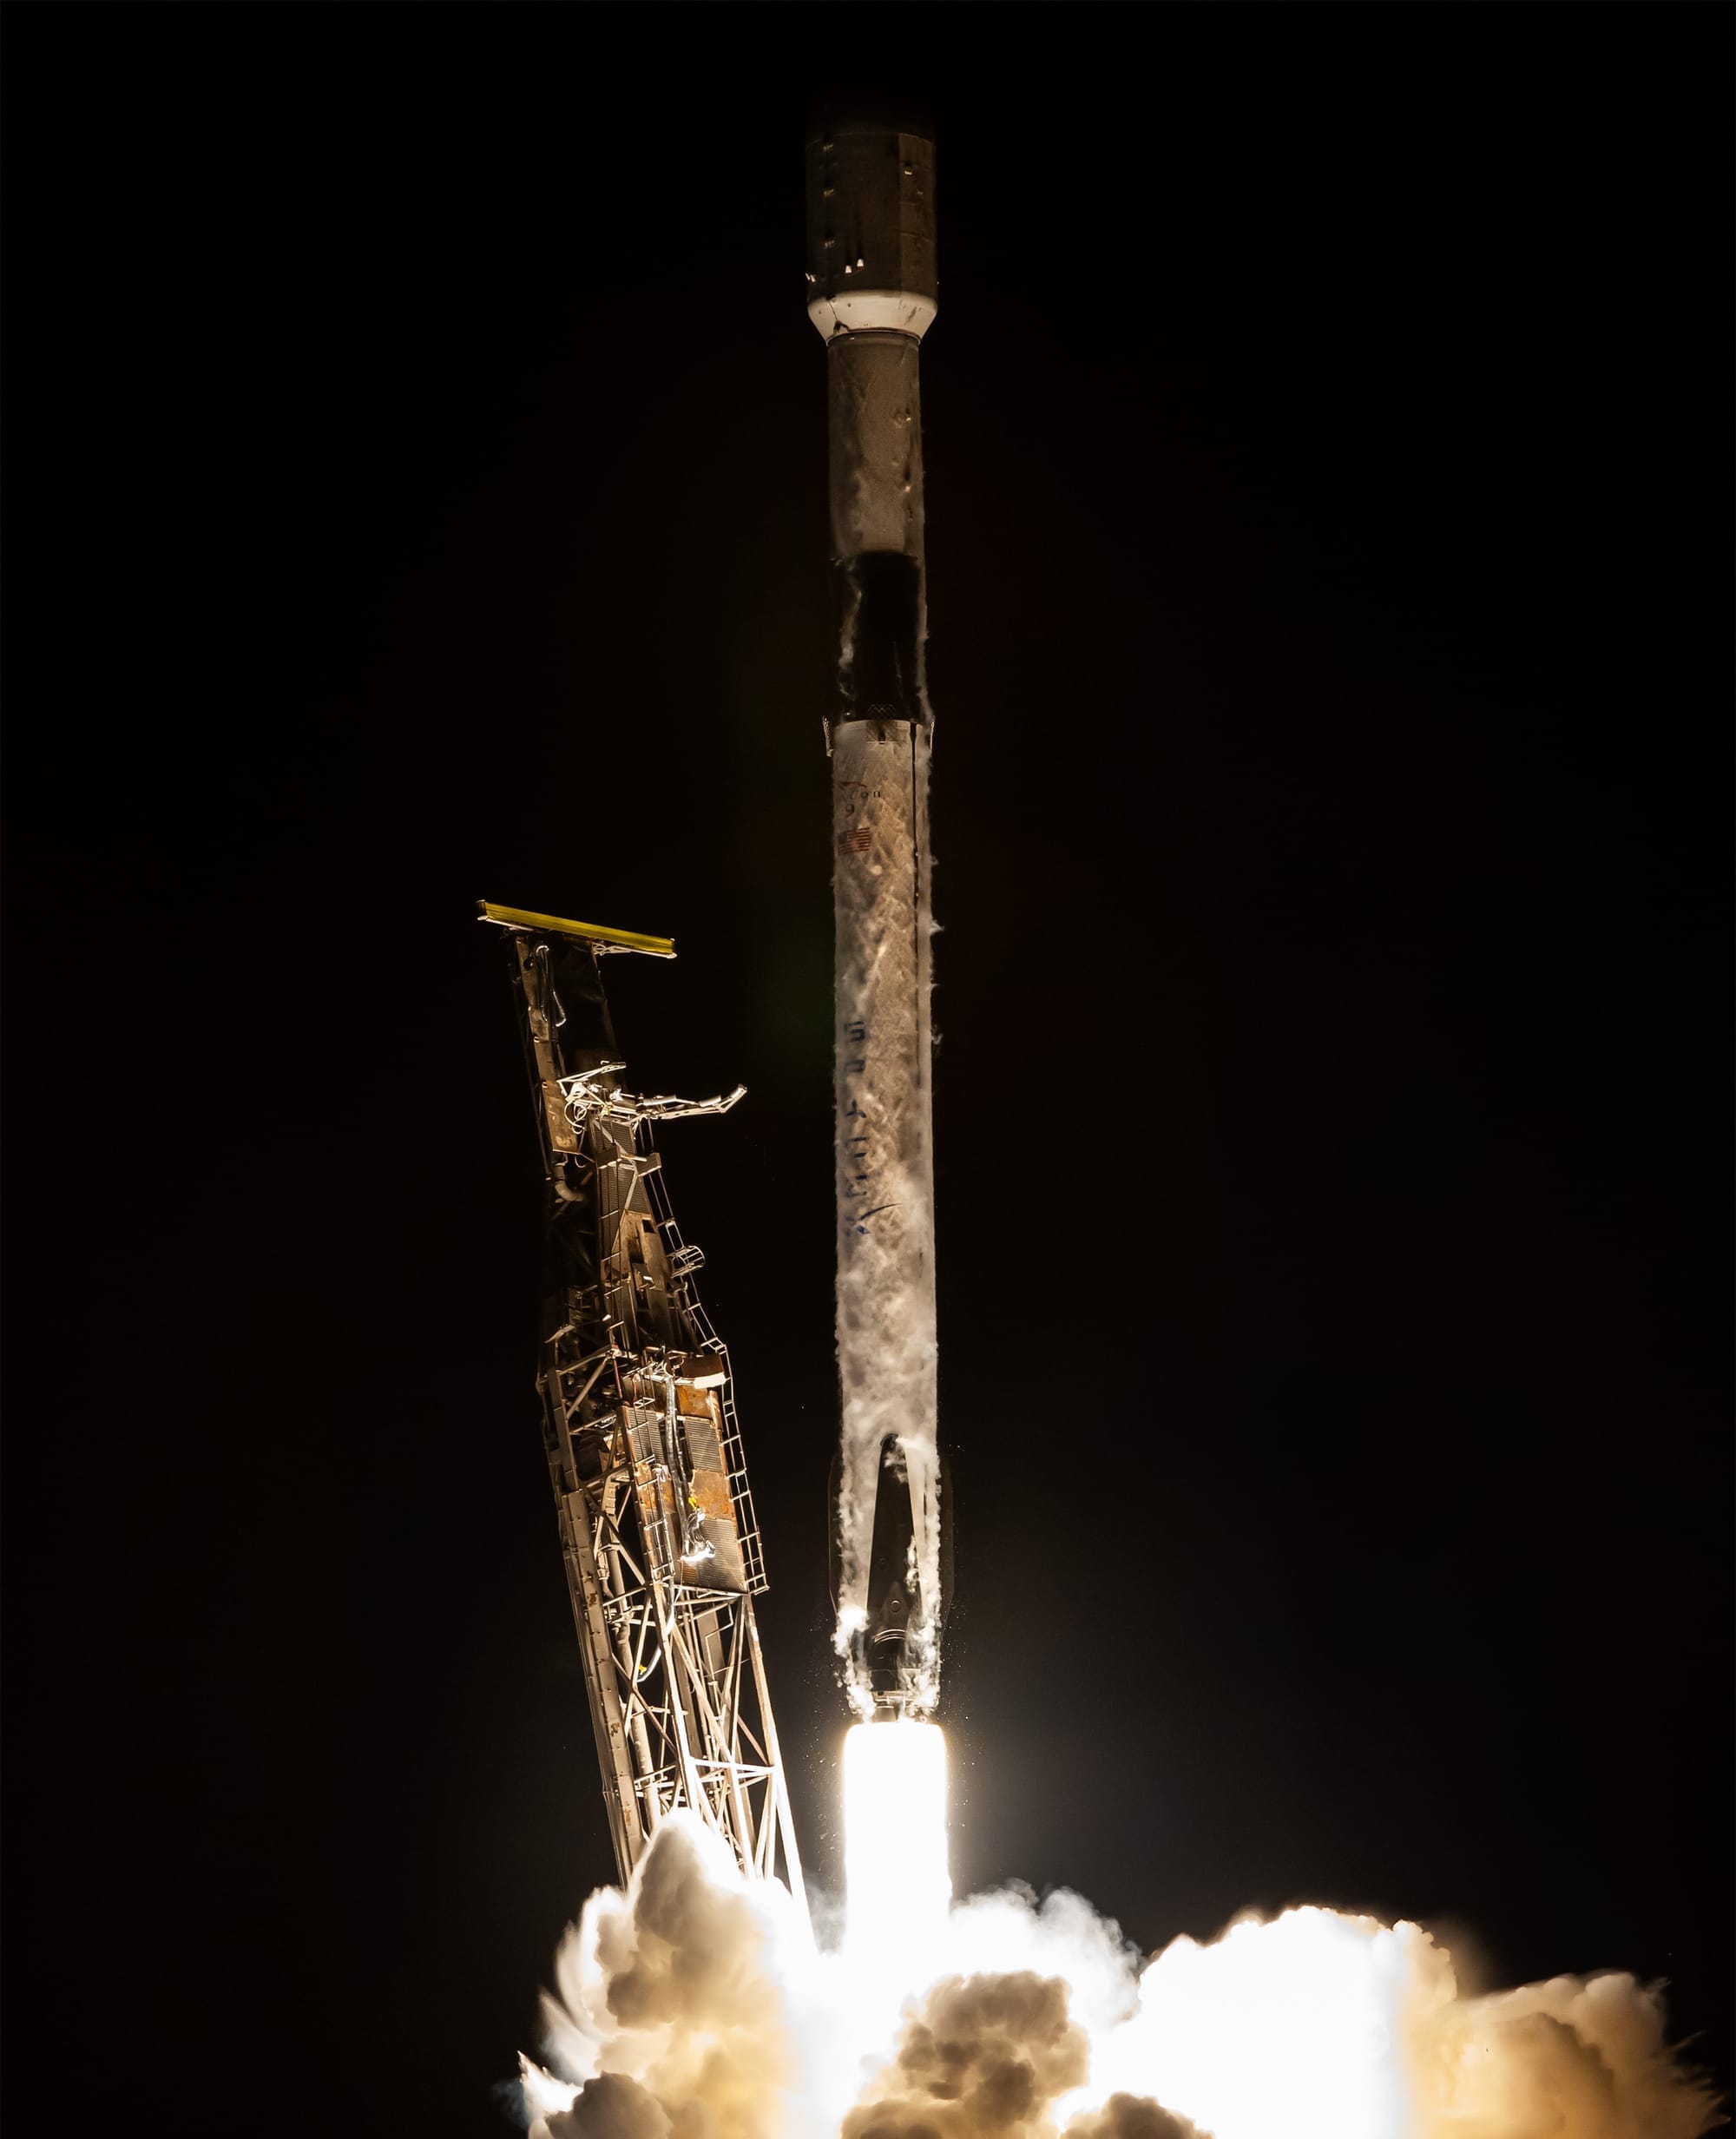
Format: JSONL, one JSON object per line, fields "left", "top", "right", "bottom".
{"left": 6, "top": 7, "right": 1729, "bottom": 2132}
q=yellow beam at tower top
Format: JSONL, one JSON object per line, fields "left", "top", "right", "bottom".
{"left": 476, "top": 901, "right": 676, "bottom": 959}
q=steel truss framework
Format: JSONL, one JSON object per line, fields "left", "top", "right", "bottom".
{"left": 498, "top": 920, "right": 806, "bottom": 1915}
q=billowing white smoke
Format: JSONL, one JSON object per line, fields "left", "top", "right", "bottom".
{"left": 519, "top": 1813, "right": 1720, "bottom": 2139}
{"left": 520, "top": 1818, "right": 811, "bottom": 2139}
{"left": 832, "top": 725, "right": 941, "bottom": 1718}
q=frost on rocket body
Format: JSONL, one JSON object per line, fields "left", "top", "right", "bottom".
{"left": 520, "top": 1814, "right": 1720, "bottom": 2139}
{"left": 832, "top": 719, "right": 941, "bottom": 1715}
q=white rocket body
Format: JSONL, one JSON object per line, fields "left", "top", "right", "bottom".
{"left": 808, "top": 122, "right": 944, "bottom": 1721}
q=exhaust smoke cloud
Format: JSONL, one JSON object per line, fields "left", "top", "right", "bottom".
{"left": 519, "top": 1768, "right": 1719, "bottom": 2139}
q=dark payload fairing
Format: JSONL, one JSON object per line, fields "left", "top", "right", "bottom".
{"left": 806, "top": 115, "right": 945, "bottom": 1721}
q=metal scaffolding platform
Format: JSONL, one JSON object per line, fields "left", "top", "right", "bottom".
{"left": 485, "top": 905, "right": 806, "bottom": 1912}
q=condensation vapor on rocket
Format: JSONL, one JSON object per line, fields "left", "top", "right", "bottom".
{"left": 806, "top": 117, "right": 944, "bottom": 1721}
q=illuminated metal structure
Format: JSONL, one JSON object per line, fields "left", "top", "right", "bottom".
{"left": 482, "top": 902, "right": 806, "bottom": 1910}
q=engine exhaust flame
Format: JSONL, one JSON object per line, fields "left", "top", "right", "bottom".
{"left": 520, "top": 1735, "right": 1720, "bottom": 2139}
{"left": 844, "top": 1721, "right": 950, "bottom": 1967}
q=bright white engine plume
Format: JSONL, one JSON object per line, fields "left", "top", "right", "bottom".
{"left": 843, "top": 1721, "right": 950, "bottom": 1971}
{"left": 519, "top": 1730, "right": 1720, "bottom": 2139}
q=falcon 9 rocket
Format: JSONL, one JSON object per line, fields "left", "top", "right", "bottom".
{"left": 807, "top": 115, "right": 946, "bottom": 1723}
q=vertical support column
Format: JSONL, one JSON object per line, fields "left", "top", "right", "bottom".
{"left": 745, "top": 1598, "right": 809, "bottom": 1918}
{"left": 559, "top": 1479, "right": 647, "bottom": 1878}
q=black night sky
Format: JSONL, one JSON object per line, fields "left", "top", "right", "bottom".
{"left": 7, "top": 9, "right": 1730, "bottom": 2134}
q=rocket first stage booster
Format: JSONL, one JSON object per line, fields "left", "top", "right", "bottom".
{"left": 807, "top": 115, "right": 946, "bottom": 1722}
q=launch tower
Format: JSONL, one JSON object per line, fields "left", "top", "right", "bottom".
{"left": 483, "top": 901, "right": 806, "bottom": 1910}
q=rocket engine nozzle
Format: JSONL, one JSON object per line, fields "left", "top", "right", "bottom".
{"left": 832, "top": 1434, "right": 950, "bottom": 1721}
